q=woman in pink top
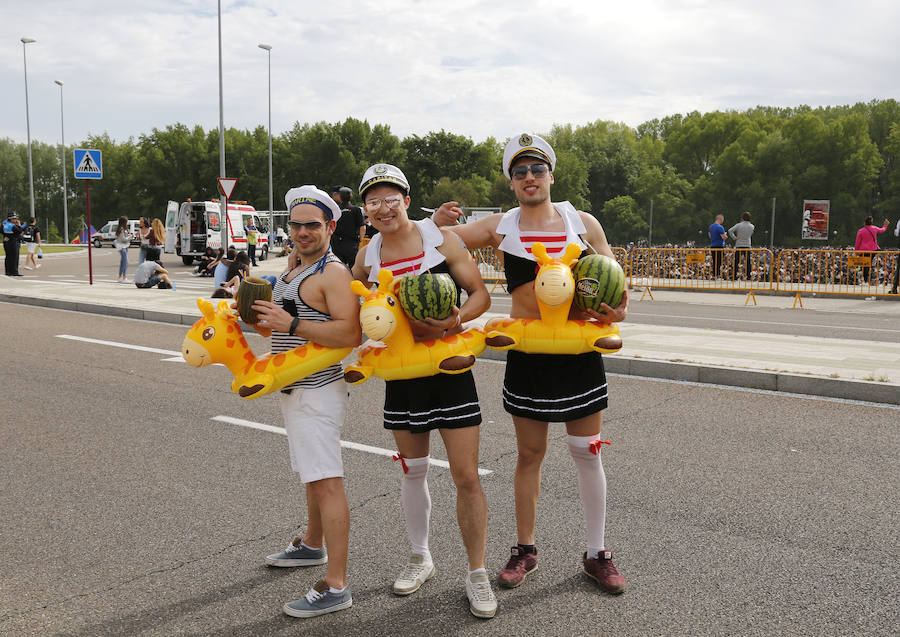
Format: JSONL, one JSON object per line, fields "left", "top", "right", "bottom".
{"left": 854, "top": 215, "right": 890, "bottom": 283}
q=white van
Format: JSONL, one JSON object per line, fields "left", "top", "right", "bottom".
{"left": 91, "top": 219, "right": 141, "bottom": 248}
{"left": 164, "top": 200, "right": 269, "bottom": 265}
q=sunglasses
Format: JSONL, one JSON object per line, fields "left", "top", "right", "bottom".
{"left": 287, "top": 220, "right": 325, "bottom": 231}
{"left": 364, "top": 195, "right": 404, "bottom": 212}
{"left": 511, "top": 163, "right": 550, "bottom": 180}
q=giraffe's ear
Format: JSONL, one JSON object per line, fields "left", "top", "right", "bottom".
{"left": 377, "top": 268, "right": 394, "bottom": 292}
{"left": 197, "top": 298, "right": 215, "bottom": 320}
{"left": 562, "top": 243, "right": 581, "bottom": 266}
{"left": 216, "top": 300, "right": 233, "bottom": 317}
{"left": 350, "top": 280, "right": 371, "bottom": 299}
{"left": 531, "top": 242, "right": 549, "bottom": 264}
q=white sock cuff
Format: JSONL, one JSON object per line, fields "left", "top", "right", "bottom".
{"left": 402, "top": 455, "right": 430, "bottom": 478}
{"left": 567, "top": 434, "right": 603, "bottom": 448}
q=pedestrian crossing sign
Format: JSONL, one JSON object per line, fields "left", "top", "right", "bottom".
{"left": 73, "top": 149, "right": 103, "bottom": 179}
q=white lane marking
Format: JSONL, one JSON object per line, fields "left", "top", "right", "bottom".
{"left": 211, "top": 415, "right": 494, "bottom": 476}
{"left": 628, "top": 312, "right": 900, "bottom": 334}
{"left": 49, "top": 274, "right": 76, "bottom": 277}
{"left": 56, "top": 334, "right": 182, "bottom": 357}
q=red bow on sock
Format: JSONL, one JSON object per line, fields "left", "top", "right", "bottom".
{"left": 392, "top": 453, "right": 409, "bottom": 473}
{"left": 589, "top": 439, "right": 611, "bottom": 455}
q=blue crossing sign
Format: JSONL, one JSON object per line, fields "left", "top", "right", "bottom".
{"left": 73, "top": 149, "right": 103, "bottom": 179}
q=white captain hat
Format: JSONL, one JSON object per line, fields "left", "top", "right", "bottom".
{"left": 502, "top": 133, "right": 557, "bottom": 178}
{"left": 359, "top": 163, "right": 410, "bottom": 199}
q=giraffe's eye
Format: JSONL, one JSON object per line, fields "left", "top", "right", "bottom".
{"left": 202, "top": 327, "right": 215, "bottom": 341}
{"left": 387, "top": 297, "right": 396, "bottom": 307}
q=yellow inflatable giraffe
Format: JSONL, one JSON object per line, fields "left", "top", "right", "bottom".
{"left": 484, "top": 243, "right": 622, "bottom": 354}
{"left": 181, "top": 298, "right": 352, "bottom": 399}
{"left": 343, "top": 269, "right": 486, "bottom": 384}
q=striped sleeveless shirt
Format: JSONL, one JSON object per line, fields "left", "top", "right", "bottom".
{"left": 271, "top": 253, "right": 345, "bottom": 390}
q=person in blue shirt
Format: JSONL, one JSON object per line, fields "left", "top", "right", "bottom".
{"left": 708, "top": 214, "right": 727, "bottom": 279}
{"left": 3, "top": 212, "right": 24, "bottom": 276}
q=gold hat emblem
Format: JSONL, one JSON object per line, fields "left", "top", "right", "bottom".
{"left": 374, "top": 165, "right": 387, "bottom": 174}
{"left": 519, "top": 134, "right": 533, "bottom": 147}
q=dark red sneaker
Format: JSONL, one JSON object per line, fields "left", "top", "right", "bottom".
{"left": 497, "top": 545, "right": 538, "bottom": 588}
{"left": 583, "top": 551, "right": 626, "bottom": 594}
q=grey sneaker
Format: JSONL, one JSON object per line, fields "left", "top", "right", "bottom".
{"left": 283, "top": 580, "right": 352, "bottom": 618}
{"left": 266, "top": 537, "right": 327, "bottom": 567}
{"left": 392, "top": 553, "right": 435, "bottom": 595}
{"left": 465, "top": 571, "right": 497, "bottom": 619}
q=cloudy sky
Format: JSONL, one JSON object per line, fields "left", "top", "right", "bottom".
{"left": 3, "top": 0, "right": 898, "bottom": 149}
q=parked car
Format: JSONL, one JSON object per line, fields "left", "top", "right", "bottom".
{"left": 91, "top": 219, "right": 141, "bottom": 248}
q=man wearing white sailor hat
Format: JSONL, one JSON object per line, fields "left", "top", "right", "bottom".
{"left": 351, "top": 163, "right": 497, "bottom": 618}
{"left": 250, "top": 183, "right": 362, "bottom": 619}
{"left": 432, "top": 133, "right": 629, "bottom": 596}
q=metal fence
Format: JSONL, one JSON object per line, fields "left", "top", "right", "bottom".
{"left": 468, "top": 246, "right": 900, "bottom": 299}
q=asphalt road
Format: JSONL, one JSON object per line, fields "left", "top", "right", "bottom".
{"left": 2, "top": 304, "right": 897, "bottom": 636}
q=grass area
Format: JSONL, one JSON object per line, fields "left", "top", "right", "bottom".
{"left": 0, "top": 244, "right": 83, "bottom": 256}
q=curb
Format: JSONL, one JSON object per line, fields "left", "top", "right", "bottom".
{"left": 5, "top": 292, "right": 898, "bottom": 406}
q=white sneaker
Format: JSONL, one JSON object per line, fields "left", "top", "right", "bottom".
{"left": 24, "top": 266, "right": 33, "bottom": 270}
{"left": 35, "top": 263, "right": 41, "bottom": 268}
{"left": 466, "top": 570, "right": 497, "bottom": 618}
{"left": 393, "top": 554, "right": 435, "bottom": 595}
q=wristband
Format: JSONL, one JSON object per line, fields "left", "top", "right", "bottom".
{"left": 289, "top": 317, "right": 300, "bottom": 336}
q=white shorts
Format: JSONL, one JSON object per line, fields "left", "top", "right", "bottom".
{"left": 27, "top": 243, "right": 37, "bottom": 254}
{"left": 279, "top": 379, "right": 348, "bottom": 484}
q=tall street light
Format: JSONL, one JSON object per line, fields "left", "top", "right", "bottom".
{"left": 54, "top": 80, "right": 69, "bottom": 243}
{"left": 217, "top": 0, "right": 228, "bottom": 250}
{"left": 21, "top": 37, "right": 36, "bottom": 220}
{"left": 258, "top": 43, "right": 273, "bottom": 248}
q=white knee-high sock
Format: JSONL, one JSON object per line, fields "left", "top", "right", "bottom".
{"left": 567, "top": 435, "right": 609, "bottom": 557}
{"left": 398, "top": 455, "right": 432, "bottom": 561}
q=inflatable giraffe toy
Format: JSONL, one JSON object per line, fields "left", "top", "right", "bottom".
{"left": 484, "top": 242, "right": 623, "bottom": 354}
{"left": 181, "top": 298, "right": 353, "bottom": 399}
{"left": 343, "top": 269, "right": 486, "bottom": 384}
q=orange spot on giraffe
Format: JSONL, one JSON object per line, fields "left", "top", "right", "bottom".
{"left": 254, "top": 360, "right": 268, "bottom": 373}
{"left": 226, "top": 339, "right": 235, "bottom": 349}
{"left": 272, "top": 353, "right": 287, "bottom": 367}
{"left": 227, "top": 324, "right": 235, "bottom": 333}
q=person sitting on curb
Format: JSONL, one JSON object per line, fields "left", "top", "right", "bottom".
{"left": 133, "top": 259, "right": 175, "bottom": 290}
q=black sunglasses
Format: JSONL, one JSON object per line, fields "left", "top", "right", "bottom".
{"left": 511, "top": 163, "right": 550, "bottom": 180}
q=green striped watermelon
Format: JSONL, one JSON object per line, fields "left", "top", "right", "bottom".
{"left": 572, "top": 254, "right": 625, "bottom": 313}
{"left": 397, "top": 272, "right": 458, "bottom": 321}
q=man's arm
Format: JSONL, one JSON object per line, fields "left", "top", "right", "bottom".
{"left": 411, "top": 229, "right": 491, "bottom": 340}
{"left": 251, "top": 264, "right": 362, "bottom": 348}
{"left": 431, "top": 203, "right": 501, "bottom": 250}
{"left": 351, "top": 243, "right": 370, "bottom": 284}
{"left": 578, "top": 211, "right": 628, "bottom": 324}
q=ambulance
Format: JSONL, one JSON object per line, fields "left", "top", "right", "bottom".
{"left": 164, "top": 199, "right": 270, "bottom": 265}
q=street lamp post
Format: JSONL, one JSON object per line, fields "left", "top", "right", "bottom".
{"left": 54, "top": 80, "right": 69, "bottom": 243}
{"left": 217, "top": 0, "right": 228, "bottom": 250}
{"left": 258, "top": 43, "right": 274, "bottom": 248}
{"left": 21, "top": 37, "right": 36, "bottom": 220}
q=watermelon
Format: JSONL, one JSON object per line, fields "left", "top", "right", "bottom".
{"left": 572, "top": 254, "right": 625, "bottom": 313}
{"left": 397, "top": 272, "right": 458, "bottom": 321}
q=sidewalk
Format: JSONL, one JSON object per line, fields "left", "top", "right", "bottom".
{"left": 2, "top": 253, "right": 898, "bottom": 405}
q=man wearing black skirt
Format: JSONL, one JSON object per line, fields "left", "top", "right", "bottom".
{"left": 433, "top": 133, "right": 629, "bottom": 595}
{"left": 351, "top": 163, "right": 497, "bottom": 618}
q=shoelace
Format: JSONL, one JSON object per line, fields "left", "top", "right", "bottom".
{"left": 304, "top": 587, "right": 327, "bottom": 604}
{"left": 468, "top": 578, "right": 494, "bottom": 602}
{"left": 398, "top": 562, "right": 428, "bottom": 581}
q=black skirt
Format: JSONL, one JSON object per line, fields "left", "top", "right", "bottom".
{"left": 384, "top": 370, "right": 482, "bottom": 433}
{"left": 503, "top": 350, "right": 608, "bottom": 422}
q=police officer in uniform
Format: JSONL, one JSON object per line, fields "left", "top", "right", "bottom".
{"left": 329, "top": 186, "right": 365, "bottom": 267}
{"left": 3, "top": 212, "right": 24, "bottom": 276}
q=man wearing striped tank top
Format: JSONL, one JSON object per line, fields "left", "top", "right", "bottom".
{"left": 351, "top": 163, "right": 497, "bottom": 618}
{"left": 249, "top": 185, "right": 362, "bottom": 618}
{"left": 433, "top": 134, "right": 629, "bottom": 596}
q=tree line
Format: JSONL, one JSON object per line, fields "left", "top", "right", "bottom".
{"left": 1, "top": 99, "right": 898, "bottom": 247}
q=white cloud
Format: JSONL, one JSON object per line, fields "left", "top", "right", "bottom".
{"left": 1, "top": 0, "right": 897, "bottom": 148}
